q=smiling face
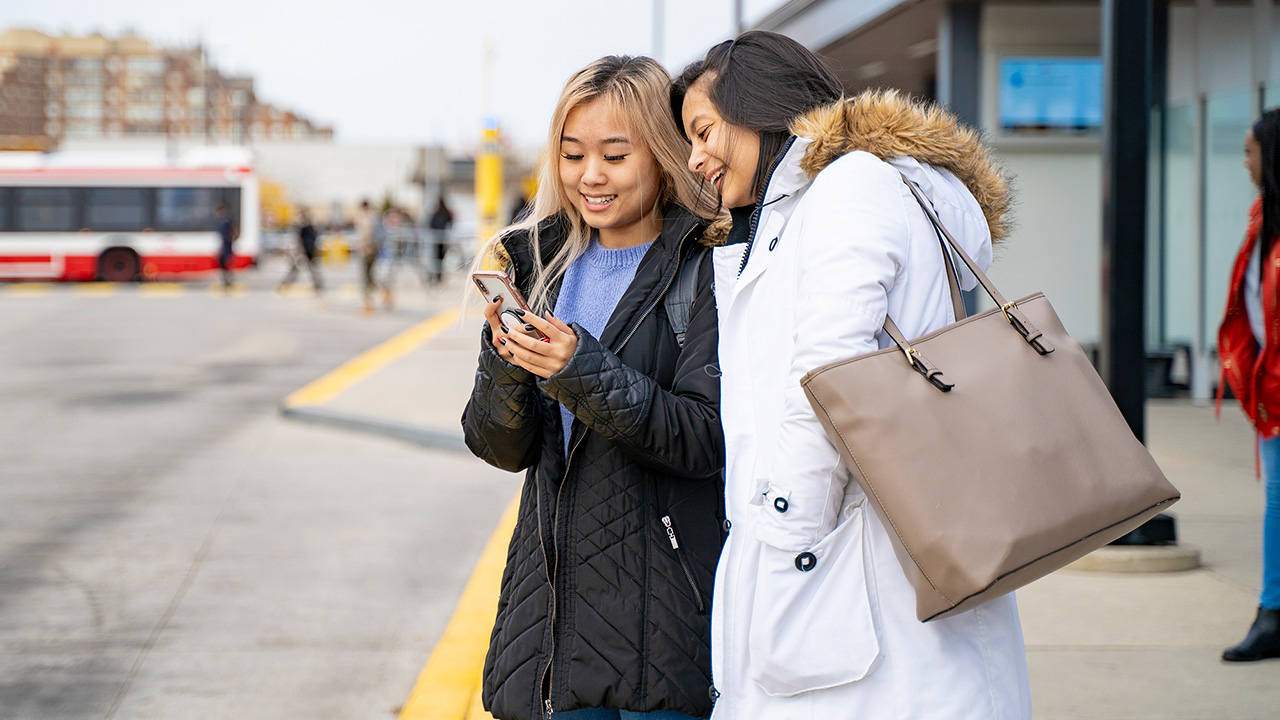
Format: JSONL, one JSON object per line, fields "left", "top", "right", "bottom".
{"left": 1246, "top": 128, "right": 1263, "bottom": 189}
{"left": 558, "top": 98, "right": 664, "bottom": 248}
{"left": 682, "top": 80, "right": 761, "bottom": 209}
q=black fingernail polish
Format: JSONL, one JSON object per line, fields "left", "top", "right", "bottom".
{"left": 513, "top": 309, "right": 526, "bottom": 317}
{"left": 498, "top": 337, "right": 507, "bottom": 345}
{"left": 524, "top": 324, "right": 535, "bottom": 331}
{"left": 500, "top": 325, "right": 509, "bottom": 333}
{"left": 493, "top": 296, "right": 502, "bottom": 303}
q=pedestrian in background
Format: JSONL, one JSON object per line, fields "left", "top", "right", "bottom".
{"left": 462, "top": 55, "right": 723, "bottom": 720}
{"left": 428, "top": 196, "right": 453, "bottom": 284}
{"left": 277, "top": 207, "right": 323, "bottom": 293}
{"left": 672, "top": 31, "right": 1031, "bottom": 717}
{"left": 379, "top": 208, "right": 403, "bottom": 311}
{"left": 354, "top": 199, "right": 383, "bottom": 314}
{"left": 1217, "top": 107, "right": 1280, "bottom": 662}
{"left": 214, "top": 200, "right": 236, "bottom": 289}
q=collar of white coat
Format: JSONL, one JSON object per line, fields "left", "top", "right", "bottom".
{"left": 760, "top": 136, "right": 813, "bottom": 207}
{"left": 731, "top": 138, "right": 812, "bottom": 295}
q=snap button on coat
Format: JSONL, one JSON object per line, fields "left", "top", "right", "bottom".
{"left": 774, "top": 497, "right": 789, "bottom": 513}
{"left": 795, "top": 552, "right": 817, "bottom": 572}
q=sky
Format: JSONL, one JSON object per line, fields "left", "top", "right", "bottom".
{"left": 0, "top": 0, "right": 784, "bottom": 150}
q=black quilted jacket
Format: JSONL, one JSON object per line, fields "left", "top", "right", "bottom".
{"left": 462, "top": 205, "right": 725, "bottom": 719}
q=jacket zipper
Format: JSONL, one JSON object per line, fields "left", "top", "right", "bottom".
{"left": 534, "top": 460, "right": 559, "bottom": 719}
{"left": 537, "top": 226, "right": 696, "bottom": 717}
{"left": 661, "top": 515, "right": 705, "bottom": 613}
{"left": 736, "top": 136, "right": 797, "bottom": 277}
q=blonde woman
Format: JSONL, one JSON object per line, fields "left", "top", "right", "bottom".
{"left": 462, "top": 56, "right": 724, "bottom": 720}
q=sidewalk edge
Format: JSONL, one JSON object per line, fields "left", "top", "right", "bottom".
{"left": 280, "top": 405, "right": 469, "bottom": 454}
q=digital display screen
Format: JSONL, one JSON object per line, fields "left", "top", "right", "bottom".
{"left": 999, "top": 57, "right": 1103, "bottom": 132}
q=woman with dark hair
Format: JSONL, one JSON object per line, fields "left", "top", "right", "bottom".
{"left": 1217, "top": 107, "right": 1280, "bottom": 663}
{"left": 463, "top": 55, "right": 725, "bottom": 719}
{"left": 672, "top": 32, "right": 1031, "bottom": 717}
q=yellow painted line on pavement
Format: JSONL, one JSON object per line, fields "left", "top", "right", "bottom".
{"left": 72, "top": 283, "right": 116, "bottom": 296}
{"left": 398, "top": 493, "right": 518, "bottom": 720}
{"left": 282, "top": 306, "right": 460, "bottom": 409}
{"left": 5, "top": 283, "right": 52, "bottom": 296}
{"left": 141, "top": 283, "right": 184, "bottom": 297}
{"left": 206, "top": 282, "right": 247, "bottom": 297}
{"left": 274, "top": 284, "right": 316, "bottom": 298}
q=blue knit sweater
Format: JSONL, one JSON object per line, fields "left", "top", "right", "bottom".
{"left": 552, "top": 237, "right": 654, "bottom": 455}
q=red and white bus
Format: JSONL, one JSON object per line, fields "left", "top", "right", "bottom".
{"left": 0, "top": 147, "right": 260, "bottom": 281}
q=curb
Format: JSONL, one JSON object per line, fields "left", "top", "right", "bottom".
{"left": 280, "top": 404, "right": 470, "bottom": 454}
{"left": 1066, "top": 544, "right": 1202, "bottom": 573}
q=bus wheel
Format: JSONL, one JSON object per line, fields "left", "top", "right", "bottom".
{"left": 98, "top": 248, "right": 140, "bottom": 282}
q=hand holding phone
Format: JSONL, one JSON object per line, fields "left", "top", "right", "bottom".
{"left": 474, "top": 270, "right": 579, "bottom": 378}
{"left": 472, "top": 271, "right": 548, "bottom": 340}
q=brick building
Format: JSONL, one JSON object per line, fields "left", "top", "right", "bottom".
{"left": 0, "top": 28, "right": 333, "bottom": 151}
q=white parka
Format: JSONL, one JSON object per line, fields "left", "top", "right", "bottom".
{"left": 708, "top": 92, "right": 1032, "bottom": 719}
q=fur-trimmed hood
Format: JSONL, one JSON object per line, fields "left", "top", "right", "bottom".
{"left": 706, "top": 90, "right": 1011, "bottom": 246}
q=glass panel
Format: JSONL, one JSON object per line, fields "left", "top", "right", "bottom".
{"left": 15, "top": 188, "right": 76, "bottom": 231}
{"left": 1266, "top": 81, "right": 1280, "bottom": 109}
{"left": 156, "top": 187, "right": 219, "bottom": 231}
{"left": 1149, "top": 106, "right": 1165, "bottom": 350}
{"left": 0, "top": 188, "right": 11, "bottom": 231}
{"left": 85, "top": 188, "right": 149, "bottom": 231}
{"left": 1203, "top": 88, "right": 1259, "bottom": 350}
{"left": 221, "top": 188, "right": 241, "bottom": 225}
{"left": 1163, "top": 100, "right": 1199, "bottom": 350}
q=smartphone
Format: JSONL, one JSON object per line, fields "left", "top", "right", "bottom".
{"left": 471, "top": 270, "right": 549, "bottom": 340}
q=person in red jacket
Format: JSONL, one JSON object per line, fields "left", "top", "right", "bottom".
{"left": 1218, "top": 107, "right": 1280, "bottom": 662}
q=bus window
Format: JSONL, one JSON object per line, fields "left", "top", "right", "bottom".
{"left": 156, "top": 187, "right": 219, "bottom": 232}
{"left": 0, "top": 188, "right": 12, "bottom": 232}
{"left": 221, "top": 188, "right": 242, "bottom": 224}
{"left": 85, "top": 187, "right": 150, "bottom": 231}
{"left": 16, "top": 187, "right": 78, "bottom": 232}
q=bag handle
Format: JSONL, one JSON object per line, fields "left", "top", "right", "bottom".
{"left": 897, "top": 175, "right": 1053, "bottom": 355}
{"left": 873, "top": 175, "right": 1055, "bottom": 394}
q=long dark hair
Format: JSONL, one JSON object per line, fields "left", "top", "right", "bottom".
{"left": 671, "top": 31, "right": 844, "bottom": 202}
{"left": 1255, "top": 109, "right": 1280, "bottom": 278}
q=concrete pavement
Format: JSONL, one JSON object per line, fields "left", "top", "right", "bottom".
{"left": 284, "top": 284, "right": 1280, "bottom": 719}
{"left": 0, "top": 260, "right": 523, "bottom": 720}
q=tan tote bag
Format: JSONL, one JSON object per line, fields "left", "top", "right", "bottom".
{"left": 800, "top": 177, "right": 1181, "bottom": 622}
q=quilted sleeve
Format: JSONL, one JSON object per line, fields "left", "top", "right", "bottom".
{"left": 461, "top": 323, "right": 543, "bottom": 472}
{"left": 539, "top": 251, "right": 723, "bottom": 479}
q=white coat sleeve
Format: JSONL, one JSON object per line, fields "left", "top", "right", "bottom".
{"left": 752, "top": 152, "right": 909, "bottom": 553}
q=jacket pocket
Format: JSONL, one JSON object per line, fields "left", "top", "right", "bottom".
{"left": 747, "top": 501, "right": 881, "bottom": 697}
{"left": 659, "top": 514, "right": 706, "bottom": 614}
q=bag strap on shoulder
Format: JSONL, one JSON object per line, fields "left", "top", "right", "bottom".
{"left": 664, "top": 248, "right": 706, "bottom": 350}
{"left": 896, "top": 175, "right": 1053, "bottom": 356}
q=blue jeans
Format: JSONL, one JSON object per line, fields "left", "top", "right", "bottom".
{"left": 1259, "top": 436, "right": 1280, "bottom": 609}
{"left": 554, "top": 709, "right": 702, "bottom": 720}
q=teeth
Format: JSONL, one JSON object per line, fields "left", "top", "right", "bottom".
{"left": 584, "top": 194, "right": 616, "bottom": 206}
{"left": 711, "top": 170, "right": 725, "bottom": 184}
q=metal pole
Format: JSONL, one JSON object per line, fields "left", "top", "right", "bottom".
{"left": 653, "top": 0, "right": 665, "bottom": 63}
{"left": 1100, "top": 0, "right": 1154, "bottom": 442}
{"left": 937, "top": 1, "right": 982, "bottom": 316}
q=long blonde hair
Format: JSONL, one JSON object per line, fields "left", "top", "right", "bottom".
{"left": 472, "top": 55, "right": 717, "bottom": 314}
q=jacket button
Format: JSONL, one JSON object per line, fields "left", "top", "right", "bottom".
{"left": 795, "top": 552, "right": 817, "bottom": 572}
{"left": 768, "top": 236, "right": 779, "bottom": 251}
{"left": 773, "top": 497, "right": 788, "bottom": 513}
{"left": 709, "top": 685, "right": 721, "bottom": 701}
{"left": 723, "top": 519, "right": 732, "bottom": 532}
